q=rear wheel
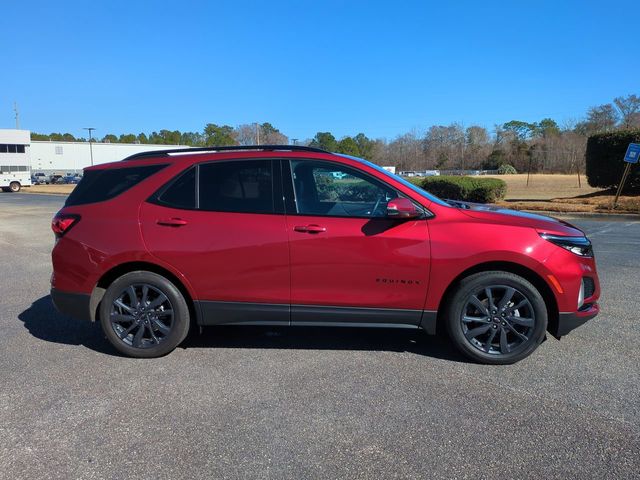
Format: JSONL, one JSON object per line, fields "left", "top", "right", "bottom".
{"left": 9, "top": 182, "right": 21, "bottom": 192}
{"left": 445, "top": 271, "right": 547, "bottom": 364}
{"left": 99, "top": 271, "right": 190, "bottom": 358}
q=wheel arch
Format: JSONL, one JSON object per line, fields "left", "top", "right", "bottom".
{"left": 89, "top": 261, "right": 198, "bottom": 324}
{"left": 435, "top": 261, "right": 559, "bottom": 336}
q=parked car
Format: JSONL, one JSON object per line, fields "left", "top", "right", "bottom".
{"left": 31, "top": 172, "right": 49, "bottom": 184}
{"left": 49, "top": 174, "right": 65, "bottom": 184}
{"left": 63, "top": 174, "right": 81, "bottom": 184}
{"left": 50, "top": 145, "right": 600, "bottom": 363}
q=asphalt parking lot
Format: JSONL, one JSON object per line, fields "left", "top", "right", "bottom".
{"left": 1, "top": 192, "right": 639, "bottom": 480}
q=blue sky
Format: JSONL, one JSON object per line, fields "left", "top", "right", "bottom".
{"left": 1, "top": 0, "right": 638, "bottom": 140}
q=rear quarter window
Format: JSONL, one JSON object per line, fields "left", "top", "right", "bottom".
{"left": 65, "top": 164, "right": 167, "bottom": 206}
{"left": 153, "top": 166, "right": 197, "bottom": 209}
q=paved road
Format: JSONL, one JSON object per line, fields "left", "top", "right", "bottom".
{"left": 1, "top": 192, "right": 639, "bottom": 479}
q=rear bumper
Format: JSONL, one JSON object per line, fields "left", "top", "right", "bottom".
{"left": 51, "top": 288, "right": 92, "bottom": 322}
{"left": 553, "top": 303, "right": 599, "bottom": 339}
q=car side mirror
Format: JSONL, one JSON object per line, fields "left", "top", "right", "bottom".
{"left": 386, "top": 197, "right": 420, "bottom": 219}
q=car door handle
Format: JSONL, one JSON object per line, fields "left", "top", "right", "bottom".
{"left": 157, "top": 218, "right": 188, "bottom": 227}
{"left": 294, "top": 224, "right": 326, "bottom": 234}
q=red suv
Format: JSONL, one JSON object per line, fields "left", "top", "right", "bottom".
{"left": 50, "top": 145, "right": 600, "bottom": 364}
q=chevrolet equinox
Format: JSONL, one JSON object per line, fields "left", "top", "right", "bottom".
{"left": 50, "top": 145, "right": 600, "bottom": 364}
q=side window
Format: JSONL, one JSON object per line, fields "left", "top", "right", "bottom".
{"left": 291, "top": 161, "right": 396, "bottom": 218}
{"left": 156, "top": 167, "right": 196, "bottom": 209}
{"left": 66, "top": 164, "right": 167, "bottom": 207}
{"left": 199, "top": 160, "right": 274, "bottom": 213}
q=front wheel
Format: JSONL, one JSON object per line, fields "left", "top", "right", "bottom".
{"left": 99, "top": 271, "right": 191, "bottom": 358}
{"left": 9, "top": 182, "right": 21, "bottom": 192}
{"left": 445, "top": 271, "right": 548, "bottom": 364}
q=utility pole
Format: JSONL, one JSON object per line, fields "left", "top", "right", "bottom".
{"left": 291, "top": 138, "right": 298, "bottom": 146}
{"left": 83, "top": 127, "right": 96, "bottom": 166}
{"left": 13, "top": 102, "right": 19, "bottom": 129}
{"left": 255, "top": 122, "right": 260, "bottom": 145}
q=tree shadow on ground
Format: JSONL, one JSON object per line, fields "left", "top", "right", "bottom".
{"left": 19, "top": 295, "right": 467, "bottom": 362}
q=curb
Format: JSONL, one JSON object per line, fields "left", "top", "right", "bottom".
{"left": 19, "top": 191, "right": 70, "bottom": 196}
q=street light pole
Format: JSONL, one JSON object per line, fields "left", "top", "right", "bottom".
{"left": 83, "top": 127, "right": 96, "bottom": 166}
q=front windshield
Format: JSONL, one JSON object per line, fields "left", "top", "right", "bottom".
{"left": 335, "top": 154, "right": 451, "bottom": 207}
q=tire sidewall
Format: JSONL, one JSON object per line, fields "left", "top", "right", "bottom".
{"left": 446, "top": 271, "right": 548, "bottom": 364}
{"left": 9, "top": 182, "right": 20, "bottom": 192}
{"left": 99, "top": 271, "right": 190, "bottom": 358}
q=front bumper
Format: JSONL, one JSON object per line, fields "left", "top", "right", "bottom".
{"left": 51, "top": 288, "right": 92, "bottom": 322}
{"left": 552, "top": 303, "right": 599, "bottom": 339}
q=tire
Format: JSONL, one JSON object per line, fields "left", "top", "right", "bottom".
{"left": 445, "top": 271, "right": 547, "bottom": 365}
{"left": 9, "top": 182, "right": 21, "bottom": 192}
{"left": 99, "top": 271, "right": 191, "bottom": 358}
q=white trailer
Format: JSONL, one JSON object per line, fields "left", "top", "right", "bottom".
{"left": 0, "top": 129, "right": 31, "bottom": 192}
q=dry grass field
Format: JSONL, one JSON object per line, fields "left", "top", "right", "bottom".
{"left": 484, "top": 174, "right": 599, "bottom": 200}
{"left": 488, "top": 174, "right": 639, "bottom": 214}
{"left": 18, "top": 174, "right": 639, "bottom": 214}
{"left": 25, "top": 184, "right": 76, "bottom": 194}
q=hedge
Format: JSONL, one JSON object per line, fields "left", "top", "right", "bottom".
{"left": 498, "top": 164, "right": 517, "bottom": 174}
{"left": 586, "top": 129, "right": 640, "bottom": 189}
{"left": 410, "top": 176, "right": 507, "bottom": 203}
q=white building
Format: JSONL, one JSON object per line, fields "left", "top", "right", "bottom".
{"left": 31, "top": 139, "right": 187, "bottom": 173}
{"left": 0, "top": 129, "right": 187, "bottom": 174}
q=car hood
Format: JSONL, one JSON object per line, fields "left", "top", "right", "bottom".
{"left": 450, "top": 200, "right": 584, "bottom": 236}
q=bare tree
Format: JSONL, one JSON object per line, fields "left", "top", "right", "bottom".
{"left": 614, "top": 94, "right": 640, "bottom": 129}
{"left": 234, "top": 124, "right": 256, "bottom": 145}
{"left": 465, "top": 126, "right": 491, "bottom": 168}
{"left": 578, "top": 104, "right": 619, "bottom": 134}
{"left": 423, "top": 124, "right": 465, "bottom": 169}
{"left": 387, "top": 131, "right": 424, "bottom": 171}
{"left": 260, "top": 123, "right": 288, "bottom": 145}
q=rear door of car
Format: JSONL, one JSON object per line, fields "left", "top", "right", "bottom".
{"left": 139, "top": 159, "right": 291, "bottom": 325}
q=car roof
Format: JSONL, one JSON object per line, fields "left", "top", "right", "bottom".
{"left": 121, "top": 145, "right": 328, "bottom": 162}
{"left": 85, "top": 145, "right": 345, "bottom": 171}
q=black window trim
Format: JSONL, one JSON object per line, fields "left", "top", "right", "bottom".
{"left": 283, "top": 158, "right": 433, "bottom": 220}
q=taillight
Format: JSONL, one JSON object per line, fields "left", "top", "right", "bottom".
{"left": 51, "top": 213, "right": 80, "bottom": 238}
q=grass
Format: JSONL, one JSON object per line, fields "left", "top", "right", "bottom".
{"left": 482, "top": 174, "right": 599, "bottom": 200}
{"left": 24, "top": 184, "right": 76, "bottom": 194}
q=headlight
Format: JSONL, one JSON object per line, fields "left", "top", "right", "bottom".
{"left": 540, "top": 234, "right": 593, "bottom": 257}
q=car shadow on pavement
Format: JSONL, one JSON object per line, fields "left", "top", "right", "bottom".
{"left": 18, "top": 295, "right": 114, "bottom": 355}
{"left": 19, "top": 295, "right": 466, "bottom": 362}
{"left": 183, "top": 325, "right": 466, "bottom": 362}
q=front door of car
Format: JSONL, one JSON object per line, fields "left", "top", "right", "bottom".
{"left": 140, "top": 159, "right": 290, "bottom": 325}
{"left": 284, "top": 159, "right": 431, "bottom": 326}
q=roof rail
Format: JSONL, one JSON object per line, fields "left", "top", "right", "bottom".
{"left": 121, "top": 144, "right": 328, "bottom": 161}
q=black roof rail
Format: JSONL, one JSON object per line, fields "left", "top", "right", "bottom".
{"left": 121, "top": 144, "right": 329, "bottom": 161}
